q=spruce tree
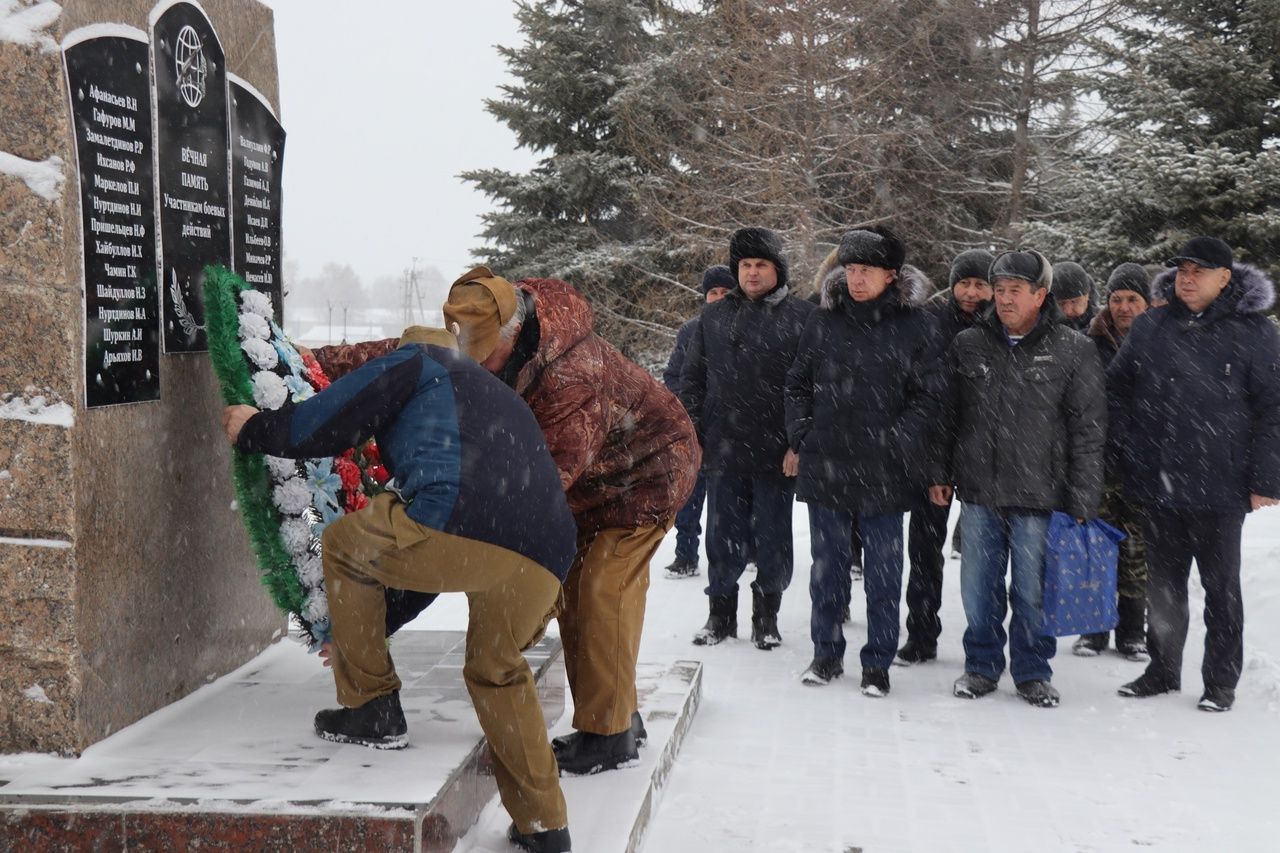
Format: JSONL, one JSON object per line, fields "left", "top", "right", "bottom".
{"left": 1023, "top": 0, "right": 1280, "bottom": 280}
{"left": 461, "top": 0, "right": 694, "bottom": 362}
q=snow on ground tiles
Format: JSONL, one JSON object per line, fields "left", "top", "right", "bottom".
{"left": 633, "top": 501, "right": 1280, "bottom": 853}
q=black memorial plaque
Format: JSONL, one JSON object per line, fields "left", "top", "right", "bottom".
{"left": 151, "top": 1, "right": 230, "bottom": 353}
{"left": 64, "top": 28, "right": 161, "bottom": 407}
{"left": 228, "top": 77, "right": 285, "bottom": 323}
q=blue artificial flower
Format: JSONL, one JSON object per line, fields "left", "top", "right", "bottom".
{"left": 307, "top": 618, "right": 332, "bottom": 650}
{"left": 271, "top": 319, "right": 306, "bottom": 373}
{"left": 305, "top": 459, "right": 342, "bottom": 511}
{"left": 312, "top": 498, "right": 344, "bottom": 539}
{"left": 285, "top": 373, "right": 316, "bottom": 403}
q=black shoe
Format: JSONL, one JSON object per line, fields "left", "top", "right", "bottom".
{"left": 1016, "top": 679, "right": 1060, "bottom": 708}
{"left": 632, "top": 710, "right": 647, "bottom": 747}
{"left": 692, "top": 593, "right": 737, "bottom": 645}
{"left": 841, "top": 604, "right": 851, "bottom": 624}
{"left": 860, "top": 667, "right": 890, "bottom": 698}
{"left": 953, "top": 672, "right": 998, "bottom": 699}
{"left": 313, "top": 691, "right": 407, "bottom": 749}
{"left": 800, "top": 656, "right": 844, "bottom": 686}
{"left": 894, "top": 638, "right": 937, "bottom": 667}
{"left": 751, "top": 589, "right": 783, "bottom": 650}
{"left": 508, "top": 822, "right": 572, "bottom": 853}
{"left": 1198, "top": 686, "right": 1235, "bottom": 712}
{"left": 553, "top": 711, "right": 645, "bottom": 753}
{"left": 1118, "top": 671, "right": 1180, "bottom": 698}
{"left": 1072, "top": 633, "right": 1108, "bottom": 657}
{"left": 1115, "top": 637, "right": 1149, "bottom": 662}
{"left": 554, "top": 729, "right": 639, "bottom": 776}
{"left": 663, "top": 557, "right": 700, "bottom": 579}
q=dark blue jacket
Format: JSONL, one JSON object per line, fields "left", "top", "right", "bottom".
{"left": 238, "top": 342, "right": 577, "bottom": 580}
{"left": 662, "top": 316, "right": 699, "bottom": 397}
{"left": 679, "top": 285, "right": 815, "bottom": 475}
{"left": 785, "top": 278, "right": 940, "bottom": 514}
{"left": 1107, "top": 264, "right": 1280, "bottom": 513}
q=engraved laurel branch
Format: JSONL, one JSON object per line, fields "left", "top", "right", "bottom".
{"left": 171, "top": 268, "right": 205, "bottom": 340}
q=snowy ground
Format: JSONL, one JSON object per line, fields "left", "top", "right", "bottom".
{"left": 626, "top": 501, "right": 1280, "bottom": 853}
{"left": 5, "top": 501, "right": 1278, "bottom": 852}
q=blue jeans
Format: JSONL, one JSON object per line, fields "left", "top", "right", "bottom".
{"left": 674, "top": 472, "right": 707, "bottom": 564}
{"left": 705, "top": 474, "right": 794, "bottom": 598}
{"left": 809, "top": 504, "right": 904, "bottom": 669}
{"left": 959, "top": 503, "right": 1056, "bottom": 684}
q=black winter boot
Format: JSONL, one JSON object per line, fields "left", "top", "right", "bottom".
{"left": 1072, "top": 633, "right": 1109, "bottom": 657}
{"left": 860, "top": 667, "right": 890, "bottom": 698}
{"left": 894, "top": 637, "right": 937, "bottom": 666}
{"left": 508, "top": 822, "right": 572, "bottom": 852}
{"left": 663, "top": 557, "right": 699, "bottom": 579}
{"left": 751, "top": 589, "right": 783, "bottom": 650}
{"left": 692, "top": 593, "right": 737, "bottom": 645}
{"left": 555, "top": 728, "right": 639, "bottom": 775}
{"left": 800, "top": 656, "right": 844, "bottom": 686}
{"left": 1118, "top": 670, "right": 1180, "bottom": 698}
{"left": 1115, "top": 597, "right": 1149, "bottom": 661}
{"left": 552, "top": 710, "right": 646, "bottom": 753}
{"left": 313, "top": 691, "right": 408, "bottom": 749}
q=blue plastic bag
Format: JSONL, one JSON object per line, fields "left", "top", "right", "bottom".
{"left": 1042, "top": 512, "right": 1127, "bottom": 637}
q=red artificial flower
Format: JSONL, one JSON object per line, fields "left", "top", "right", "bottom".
{"left": 339, "top": 448, "right": 356, "bottom": 461}
{"left": 302, "top": 353, "right": 331, "bottom": 391}
{"left": 368, "top": 464, "right": 390, "bottom": 485}
{"left": 363, "top": 442, "right": 381, "bottom": 465}
{"left": 345, "top": 490, "right": 369, "bottom": 512}
{"left": 335, "top": 458, "right": 362, "bottom": 491}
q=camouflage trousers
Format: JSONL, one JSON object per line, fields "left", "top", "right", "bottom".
{"left": 1101, "top": 483, "right": 1147, "bottom": 601}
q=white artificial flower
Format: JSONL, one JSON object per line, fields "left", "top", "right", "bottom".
{"left": 295, "top": 553, "right": 324, "bottom": 587}
{"left": 239, "top": 289, "right": 275, "bottom": 319}
{"left": 238, "top": 312, "right": 271, "bottom": 341}
{"left": 251, "top": 371, "right": 287, "bottom": 410}
{"left": 241, "top": 338, "right": 279, "bottom": 371}
{"left": 264, "top": 455, "right": 298, "bottom": 480}
{"left": 280, "top": 517, "right": 313, "bottom": 556}
{"left": 272, "top": 476, "right": 312, "bottom": 515}
{"left": 304, "top": 587, "right": 329, "bottom": 622}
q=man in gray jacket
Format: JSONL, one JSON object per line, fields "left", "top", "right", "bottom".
{"left": 931, "top": 249, "right": 1106, "bottom": 708}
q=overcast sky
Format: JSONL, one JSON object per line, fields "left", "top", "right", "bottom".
{"left": 263, "top": 0, "right": 534, "bottom": 285}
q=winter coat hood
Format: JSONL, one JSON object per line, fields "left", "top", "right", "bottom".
{"left": 811, "top": 247, "right": 933, "bottom": 310}
{"left": 1153, "top": 262, "right": 1277, "bottom": 316}
{"left": 514, "top": 278, "right": 594, "bottom": 380}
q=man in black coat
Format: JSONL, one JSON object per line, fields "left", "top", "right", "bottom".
{"left": 1052, "top": 261, "right": 1098, "bottom": 333}
{"left": 681, "top": 227, "right": 815, "bottom": 649}
{"left": 786, "top": 227, "right": 939, "bottom": 695}
{"left": 1110, "top": 236, "right": 1280, "bottom": 712}
{"left": 897, "top": 248, "right": 994, "bottom": 666}
{"left": 661, "top": 265, "right": 736, "bottom": 579}
{"left": 1074, "top": 262, "right": 1153, "bottom": 660}
{"left": 931, "top": 249, "right": 1106, "bottom": 708}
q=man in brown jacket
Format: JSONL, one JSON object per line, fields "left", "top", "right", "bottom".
{"left": 443, "top": 266, "right": 701, "bottom": 775}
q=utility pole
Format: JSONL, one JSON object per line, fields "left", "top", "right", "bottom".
{"left": 403, "top": 257, "right": 427, "bottom": 326}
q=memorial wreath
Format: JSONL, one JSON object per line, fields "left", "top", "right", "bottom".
{"left": 203, "top": 266, "right": 386, "bottom": 648}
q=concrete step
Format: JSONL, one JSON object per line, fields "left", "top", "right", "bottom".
{"left": 0, "top": 631, "right": 564, "bottom": 852}
{"left": 458, "top": 659, "right": 704, "bottom": 853}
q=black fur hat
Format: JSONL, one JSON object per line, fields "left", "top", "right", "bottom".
{"left": 729, "top": 227, "right": 789, "bottom": 289}
{"left": 837, "top": 226, "right": 905, "bottom": 272}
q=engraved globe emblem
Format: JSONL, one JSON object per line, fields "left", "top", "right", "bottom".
{"left": 174, "top": 25, "right": 207, "bottom": 108}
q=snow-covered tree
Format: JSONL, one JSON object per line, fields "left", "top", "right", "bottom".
{"left": 462, "top": 0, "right": 694, "bottom": 361}
{"left": 1022, "top": 0, "right": 1280, "bottom": 280}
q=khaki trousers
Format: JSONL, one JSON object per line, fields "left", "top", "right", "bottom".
{"left": 321, "top": 493, "right": 567, "bottom": 833}
{"left": 559, "top": 521, "right": 671, "bottom": 735}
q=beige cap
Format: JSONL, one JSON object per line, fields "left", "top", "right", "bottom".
{"left": 441, "top": 265, "right": 519, "bottom": 361}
